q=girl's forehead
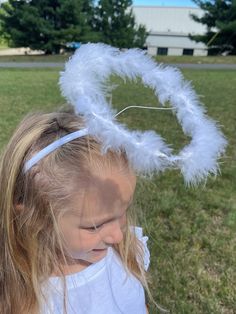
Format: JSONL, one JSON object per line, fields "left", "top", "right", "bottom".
{"left": 69, "top": 168, "right": 136, "bottom": 218}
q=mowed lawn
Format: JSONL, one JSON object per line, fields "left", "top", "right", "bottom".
{"left": 0, "top": 67, "right": 235, "bottom": 313}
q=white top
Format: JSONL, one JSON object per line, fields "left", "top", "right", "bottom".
{"left": 41, "top": 227, "right": 150, "bottom": 314}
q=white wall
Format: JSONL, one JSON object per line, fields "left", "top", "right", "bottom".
{"left": 132, "top": 6, "right": 208, "bottom": 56}
{"left": 132, "top": 6, "right": 207, "bottom": 34}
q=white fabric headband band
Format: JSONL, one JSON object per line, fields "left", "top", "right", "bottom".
{"left": 24, "top": 43, "right": 227, "bottom": 185}
{"left": 24, "top": 129, "right": 88, "bottom": 172}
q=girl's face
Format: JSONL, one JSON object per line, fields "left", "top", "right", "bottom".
{"left": 59, "top": 166, "right": 136, "bottom": 265}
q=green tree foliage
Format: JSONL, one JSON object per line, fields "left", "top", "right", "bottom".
{"left": 0, "top": 0, "right": 101, "bottom": 54}
{"left": 190, "top": 0, "right": 236, "bottom": 55}
{"left": 94, "top": 0, "right": 148, "bottom": 48}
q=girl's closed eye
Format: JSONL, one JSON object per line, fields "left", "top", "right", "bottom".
{"left": 81, "top": 211, "right": 127, "bottom": 233}
{"left": 82, "top": 224, "right": 103, "bottom": 232}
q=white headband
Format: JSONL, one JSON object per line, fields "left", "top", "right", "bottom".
{"left": 24, "top": 129, "right": 88, "bottom": 172}
{"left": 24, "top": 43, "right": 227, "bottom": 185}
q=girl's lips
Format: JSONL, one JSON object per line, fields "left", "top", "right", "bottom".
{"left": 92, "top": 248, "right": 107, "bottom": 251}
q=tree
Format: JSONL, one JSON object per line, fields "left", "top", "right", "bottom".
{"left": 94, "top": 0, "right": 148, "bottom": 49}
{"left": 0, "top": 0, "right": 101, "bottom": 54}
{"left": 189, "top": 0, "right": 236, "bottom": 55}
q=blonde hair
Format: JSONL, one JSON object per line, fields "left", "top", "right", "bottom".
{"left": 0, "top": 108, "right": 154, "bottom": 314}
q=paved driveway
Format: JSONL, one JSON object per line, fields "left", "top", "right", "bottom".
{"left": 0, "top": 62, "right": 64, "bottom": 68}
{"left": 0, "top": 62, "right": 236, "bottom": 69}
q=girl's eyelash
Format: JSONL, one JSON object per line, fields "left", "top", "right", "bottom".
{"left": 83, "top": 224, "right": 103, "bottom": 231}
{"left": 82, "top": 211, "right": 127, "bottom": 231}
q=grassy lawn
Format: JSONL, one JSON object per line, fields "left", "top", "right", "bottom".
{"left": 0, "top": 53, "right": 236, "bottom": 64}
{"left": 0, "top": 44, "right": 8, "bottom": 49}
{"left": 155, "top": 55, "right": 236, "bottom": 64}
{"left": 0, "top": 39, "right": 8, "bottom": 49}
{"left": 0, "top": 67, "right": 235, "bottom": 313}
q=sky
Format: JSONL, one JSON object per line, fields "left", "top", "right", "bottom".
{"left": 0, "top": 0, "right": 197, "bottom": 8}
{"left": 0, "top": 0, "right": 197, "bottom": 7}
{"left": 133, "top": 0, "right": 197, "bottom": 6}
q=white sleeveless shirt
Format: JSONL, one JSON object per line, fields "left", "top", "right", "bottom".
{"left": 41, "top": 227, "right": 150, "bottom": 314}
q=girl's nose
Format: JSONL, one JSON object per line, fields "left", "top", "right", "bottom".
{"left": 102, "top": 220, "right": 124, "bottom": 245}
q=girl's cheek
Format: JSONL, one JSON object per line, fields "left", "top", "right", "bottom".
{"left": 73, "top": 229, "right": 101, "bottom": 251}
{"left": 63, "top": 231, "right": 99, "bottom": 260}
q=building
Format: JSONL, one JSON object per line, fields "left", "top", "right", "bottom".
{"left": 132, "top": 6, "right": 208, "bottom": 56}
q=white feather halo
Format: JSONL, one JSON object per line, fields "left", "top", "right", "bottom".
{"left": 59, "top": 43, "right": 227, "bottom": 185}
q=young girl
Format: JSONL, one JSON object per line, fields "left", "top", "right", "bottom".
{"left": 0, "top": 43, "right": 226, "bottom": 314}
{"left": 0, "top": 110, "right": 152, "bottom": 314}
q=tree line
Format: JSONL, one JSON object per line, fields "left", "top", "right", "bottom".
{"left": 0, "top": 0, "right": 235, "bottom": 55}
{"left": 0, "top": 0, "right": 147, "bottom": 54}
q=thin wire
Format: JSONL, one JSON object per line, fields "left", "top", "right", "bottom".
{"left": 114, "top": 105, "right": 173, "bottom": 117}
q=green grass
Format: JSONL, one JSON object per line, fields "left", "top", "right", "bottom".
{"left": 0, "top": 53, "right": 236, "bottom": 64}
{"left": 0, "top": 38, "right": 8, "bottom": 49}
{"left": 0, "top": 44, "right": 8, "bottom": 49}
{"left": 155, "top": 55, "right": 236, "bottom": 64}
{"left": 0, "top": 68, "right": 235, "bottom": 313}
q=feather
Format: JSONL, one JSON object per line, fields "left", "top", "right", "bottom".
{"left": 58, "top": 43, "right": 227, "bottom": 185}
